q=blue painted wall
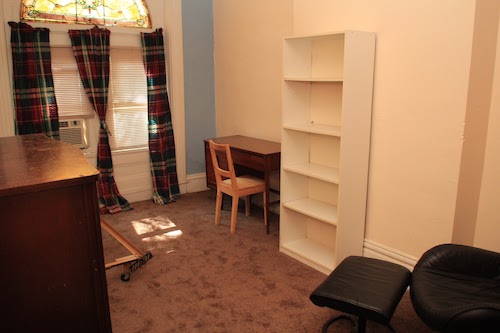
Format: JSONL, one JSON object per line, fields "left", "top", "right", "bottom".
{"left": 182, "top": 0, "right": 216, "bottom": 174}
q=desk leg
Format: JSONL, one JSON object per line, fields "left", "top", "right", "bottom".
{"left": 264, "top": 165, "right": 271, "bottom": 234}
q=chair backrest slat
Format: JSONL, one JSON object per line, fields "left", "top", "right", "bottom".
{"left": 209, "top": 140, "right": 238, "bottom": 192}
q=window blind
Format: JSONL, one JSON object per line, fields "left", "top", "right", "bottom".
{"left": 51, "top": 47, "right": 94, "bottom": 118}
{"left": 51, "top": 47, "right": 148, "bottom": 151}
{"left": 108, "top": 48, "right": 148, "bottom": 150}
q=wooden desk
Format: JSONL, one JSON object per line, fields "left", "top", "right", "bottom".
{"left": 0, "top": 134, "right": 111, "bottom": 332}
{"left": 204, "top": 135, "right": 281, "bottom": 234}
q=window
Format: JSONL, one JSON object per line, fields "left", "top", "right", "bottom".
{"left": 52, "top": 47, "right": 94, "bottom": 118}
{"left": 107, "top": 48, "right": 148, "bottom": 150}
{"left": 51, "top": 47, "right": 148, "bottom": 151}
{"left": 21, "top": 0, "right": 151, "bottom": 28}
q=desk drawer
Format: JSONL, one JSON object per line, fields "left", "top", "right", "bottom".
{"left": 231, "top": 150, "right": 265, "bottom": 171}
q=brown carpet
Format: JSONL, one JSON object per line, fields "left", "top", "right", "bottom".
{"left": 101, "top": 190, "right": 436, "bottom": 333}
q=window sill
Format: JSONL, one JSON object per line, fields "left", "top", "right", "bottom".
{"left": 83, "top": 146, "right": 149, "bottom": 159}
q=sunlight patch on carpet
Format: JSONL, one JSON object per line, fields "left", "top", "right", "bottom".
{"left": 142, "top": 229, "right": 183, "bottom": 242}
{"left": 131, "top": 216, "right": 177, "bottom": 235}
{"left": 130, "top": 216, "right": 183, "bottom": 242}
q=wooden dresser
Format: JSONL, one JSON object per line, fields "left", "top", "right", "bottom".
{"left": 0, "top": 135, "right": 112, "bottom": 332}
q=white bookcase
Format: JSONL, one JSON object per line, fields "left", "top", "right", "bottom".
{"left": 280, "top": 31, "right": 375, "bottom": 274}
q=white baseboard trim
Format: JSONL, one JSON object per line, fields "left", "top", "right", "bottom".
{"left": 99, "top": 171, "right": 207, "bottom": 204}
{"left": 116, "top": 176, "right": 153, "bottom": 203}
{"left": 124, "top": 189, "right": 153, "bottom": 203}
{"left": 186, "top": 173, "right": 210, "bottom": 193}
{"left": 363, "top": 239, "right": 418, "bottom": 271}
{"left": 178, "top": 183, "right": 187, "bottom": 194}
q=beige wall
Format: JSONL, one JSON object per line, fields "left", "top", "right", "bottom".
{"left": 475, "top": 5, "right": 500, "bottom": 253}
{"left": 214, "top": 0, "right": 500, "bottom": 260}
{"left": 293, "top": 0, "right": 500, "bottom": 257}
{"left": 2, "top": 1, "right": 498, "bottom": 257}
{"left": 453, "top": 0, "right": 500, "bottom": 246}
{"left": 294, "top": 0, "right": 478, "bottom": 258}
{"left": 212, "top": 0, "right": 293, "bottom": 142}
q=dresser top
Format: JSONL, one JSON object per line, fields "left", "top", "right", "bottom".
{"left": 0, "top": 134, "right": 99, "bottom": 196}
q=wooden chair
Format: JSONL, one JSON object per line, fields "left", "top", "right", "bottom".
{"left": 208, "top": 139, "right": 267, "bottom": 233}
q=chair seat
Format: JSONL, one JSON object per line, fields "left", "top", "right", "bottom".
{"left": 221, "top": 175, "right": 264, "bottom": 191}
{"left": 411, "top": 268, "right": 500, "bottom": 330}
{"left": 410, "top": 244, "right": 500, "bottom": 332}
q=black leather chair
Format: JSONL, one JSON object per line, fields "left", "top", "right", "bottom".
{"left": 410, "top": 244, "right": 500, "bottom": 332}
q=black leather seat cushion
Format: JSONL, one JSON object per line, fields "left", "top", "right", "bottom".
{"left": 410, "top": 244, "right": 500, "bottom": 332}
{"left": 310, "top": 256, "right": 411, "bottom": 325}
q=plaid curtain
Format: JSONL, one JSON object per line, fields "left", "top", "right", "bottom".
{"left": 141, "top": 29, "right": 180, "bottom": 205}
{"left": 69, "top": 27, "right": 131, "bottom": 214}
{"left": 9, "top": 22, "right": 59, "bottom": 139}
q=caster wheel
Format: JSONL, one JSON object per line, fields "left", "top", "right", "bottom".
{"left": 120, "top": 273, "right": 130, "bottom": 282}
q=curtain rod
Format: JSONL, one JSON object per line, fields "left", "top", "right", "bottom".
{"left": 47, "top": 28, "right": 155, "bottom": 36}
{"left": 50, "top": 45, "right": 142, "bottom": 50}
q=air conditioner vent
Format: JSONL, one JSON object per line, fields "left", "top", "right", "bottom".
{"left": 59, "top": 119, "right": 89, "bottom": 149}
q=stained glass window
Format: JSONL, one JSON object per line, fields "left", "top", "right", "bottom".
{"left": 21, "top": 0, "right": 151, "bottom": 28}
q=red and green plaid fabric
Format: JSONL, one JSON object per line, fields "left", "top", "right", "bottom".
{"left": 69, "top": 27, "right": 131, "bottom": 214}
{"left": 141, "top": 29, "right": 180, "bottom": 204}
{"left": 9, "top": 22, "right": 59, "bottom": 139}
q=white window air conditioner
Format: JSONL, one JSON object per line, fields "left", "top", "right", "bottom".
{"left": 59, "top": 119, "right": 89, "bottom": 149}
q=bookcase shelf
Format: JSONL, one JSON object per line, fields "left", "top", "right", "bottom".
{"left": 283, "top": 163, "right": 340, "bottom": 184}
{"left": 281, "top": 238, "right": 336, "bottom": 273}
{"left": 283, "top": 123, "right": 342, "bottom": 137}
{"left": 284, "top": 77, "right": 343, "bottom": 82}
{"left": 283, "top": 198, "right": 338, "bottom": 225}
{"left": 280, "top": 31, "right": 375, "bottom": 274}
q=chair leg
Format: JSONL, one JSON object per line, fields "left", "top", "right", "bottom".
{"left": 215, "top": 190, "right": 222, "bottom": 225}
{"left": 245, "top": 196, "right": 251, "bottom": 216}
{"left": 230, "top": 196, "right": 239, "bottom": 234}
